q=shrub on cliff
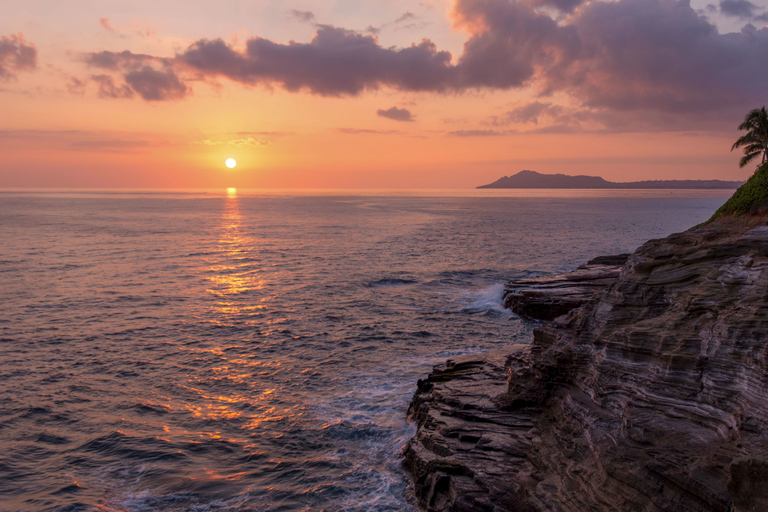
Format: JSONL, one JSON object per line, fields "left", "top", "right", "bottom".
{"left": 708, "top": 161, "right": 768, "bottom": 221}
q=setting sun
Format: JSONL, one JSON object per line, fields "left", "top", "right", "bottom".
{"left": 225, "top": 158, "right": 237, "bottom": 169}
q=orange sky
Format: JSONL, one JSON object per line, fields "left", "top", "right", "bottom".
{"left": 1, "top": 0, "right": 766, "bottom": 188}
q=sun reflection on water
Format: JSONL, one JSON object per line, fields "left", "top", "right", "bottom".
{"left": 172, "top": 190, "right": 300, "bottom": 445}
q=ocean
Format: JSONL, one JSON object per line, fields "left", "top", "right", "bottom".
{"left": 0, "top": 189, "right": 729, "bottom": 512}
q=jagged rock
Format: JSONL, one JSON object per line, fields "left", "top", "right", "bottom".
{"left": 405, "top": 220, "right": 768, "bottom": 511}
{"left": 503, "top": 254, "right": 629, "bottom": 321}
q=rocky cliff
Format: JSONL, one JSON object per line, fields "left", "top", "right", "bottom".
{"left": 405, "top": 199, "right": 768, "bottom": 510}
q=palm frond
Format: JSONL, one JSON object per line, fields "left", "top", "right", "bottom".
{"left": 734, "top": 106, "right": 768, "bottom": 169}
{"left": 739, "top": 150, "right": 762, "bottom": 168}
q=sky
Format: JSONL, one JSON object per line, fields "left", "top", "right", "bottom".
{"left": 1, "top": 0, "right": 767, "bottom": 189}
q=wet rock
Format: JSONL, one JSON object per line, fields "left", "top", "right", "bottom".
{"left": 405, "top": 221, "right": 768, "bottom": 511}
{"left": 503, "top": 254, "right": 629, "bottom": 321}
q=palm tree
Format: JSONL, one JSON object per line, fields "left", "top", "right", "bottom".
{"left": 732, "top": 106, "right": 768, "bottom": 168}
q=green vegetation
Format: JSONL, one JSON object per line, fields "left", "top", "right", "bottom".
{"left": 708, "top": 162, "right": 768, "bottom": 222}
{"left": 732, "top": 106, "right": 768, "bottom": 168}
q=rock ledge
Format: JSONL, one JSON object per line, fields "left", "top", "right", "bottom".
{"left": 405, "top": 221, "right": 768, "bottom": 512}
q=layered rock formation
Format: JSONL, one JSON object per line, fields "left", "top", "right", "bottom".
{"left": 405, "top": 217, "right": 768, "bottom": 512}
{"left": 503, "top": 254, "right": 629, "bottom": 321}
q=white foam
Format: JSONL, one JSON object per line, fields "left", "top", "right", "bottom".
{"left": 462, "top": 283, "right": 509, "bottom": 314}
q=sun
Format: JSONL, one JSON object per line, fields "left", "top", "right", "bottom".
{"left": 225, "top": 158, "right": 237, "bottom": 169}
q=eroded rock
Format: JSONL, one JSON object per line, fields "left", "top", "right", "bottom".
{"left": 405, "top": 222, "right": 768, "bottom": 511}
{"left": 503, "top": 254, "right": 629, "bottom": 321}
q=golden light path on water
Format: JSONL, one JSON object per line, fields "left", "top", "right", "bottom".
{"left": 160, "top": 187, "right": 302, "bottom": 469}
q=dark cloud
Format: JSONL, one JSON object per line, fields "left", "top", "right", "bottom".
{"left": 85, "top": 51, "right": 187, "bottom": 101}
{"left": 0, "top": 33, "right": 37, "bottom": 80}
{"left": 719, "top": 0, "right": 758, "bottom": 17}
{"left": 550, "top": 0, "right": 768, "bottom": 113}
{"left": 178, "top": 26, "right": 454, "bottom": 96}
{"left": 291, "top": 10, "right": 316, "bottom": 24}
{"left": 124, "top": 66, "right": 188, "bottom": 101}
{"left": 530, "top": 0, "right": 587, "bottom": 14}
{"left": 377, "top": 106, "right": 414, "bottom": 122}
{"left": 85, "top": 50, "right": 165, "bottom": 70}
{"left": 91, "top": 74, "right": 133, "bottom": 98}
{"left": 81, "top": 0, "right": 768, "bottom": 127}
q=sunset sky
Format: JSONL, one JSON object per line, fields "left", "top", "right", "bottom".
{"left": 2, "top": 0, "right": 767, "bottom": 188}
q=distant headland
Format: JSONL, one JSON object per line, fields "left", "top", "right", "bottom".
{"left": 477, "top": 170, "right": 744, "bottom": 189}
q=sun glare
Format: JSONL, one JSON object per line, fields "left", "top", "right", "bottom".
{"left": 225, "top": 158, "right": 237, "bottom": 169}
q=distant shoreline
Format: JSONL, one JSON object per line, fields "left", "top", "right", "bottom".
{"left": 478, "top": 170, "right": 744, "bottom": 189}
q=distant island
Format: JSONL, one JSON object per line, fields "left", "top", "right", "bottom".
{"left": 477, "top": 170, "right": 744, "bottom": 189}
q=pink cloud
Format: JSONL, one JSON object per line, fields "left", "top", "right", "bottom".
{"left": 0, "top": 33, "right": 37, "bottom": 80}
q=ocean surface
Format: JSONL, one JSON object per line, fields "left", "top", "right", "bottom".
{"left": 0, "top": 189, "right": 730, "bottom": 512}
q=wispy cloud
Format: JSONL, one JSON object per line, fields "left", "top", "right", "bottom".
{"left": 192, "top": 137, "right": 270, "bottom": 147}
{"left": 449, "top": 129, "right": 512, "bottom": 137}
{"left": 377, "top": 106, "right": 414, "bottom": 122}
{"left": 99, "top": 18, "right": 116, "bottom": 32}
{"left": 337, "top": 128, "right": 401, "bottom": 135}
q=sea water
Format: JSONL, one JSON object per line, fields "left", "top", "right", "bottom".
{"left": 0, "top": 190, "right": 729, "bottom": 511}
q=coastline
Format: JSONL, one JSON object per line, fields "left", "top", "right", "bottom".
{"left": 404, "top": 214, "right": 768, "bottom": 511}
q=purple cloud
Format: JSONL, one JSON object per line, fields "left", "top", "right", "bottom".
{"left": 79, "top": 0, "right": 768, "bottom": 129}
{"left": 124, "top": 66, "right": 188, "bottom": 101}
{"left": 91, "top": 74, "right": 133, "bottom": 99}
{"left": 377, "top": 106, "right": 414, "bottom": 122}
{"left": 0, "top": 33, "right": 36, "bottom": 80}
{"left": 86, "top": 51, "right": 188, "bottom": 101}
{"left": 719, "top": 0, "right": 758, "bottom": 18}
{"left": 178, "top": 26, "right": 454, "bottom": 96}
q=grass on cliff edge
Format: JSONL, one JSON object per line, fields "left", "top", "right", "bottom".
{"left": 707, "top": 162, "right": 768, "bottom": 223}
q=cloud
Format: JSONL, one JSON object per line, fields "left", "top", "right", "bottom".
{"left": 97, "top": 17, "right": 157, "bottom": 38}
{"left": 177, "top": 26, "right": 454, "bottom": 96}
{"left": 530, "top": 0, "right": 587, "bottom": 13}
{"left": 192, "top": 137, "right": 270, "bottom": 147}
{"left": 228, "top": 137, "right": 270, "bottom": 147}
{"left": 85, "top": 51, "right": 188, "bottom": 101}
{"left": 66, "top": 76, "right": 87, "bottom": 95}
{"left": 496, "top": 102, "right": 557, "bottom": 125}
{"left": 291, "top": 10, "right": 316, "bottom": 24}
{"left": 377, "top": 106, "right": 414, "bottom": 122}
{"left": 99, "top": 18, "right": 116, "bottom": 32}
{"left": 81, "top": 0, "right": 768, "bottom": 128}
{"left": 337, "top": 128, "right": 401, "bottom": 134}
{"left": 236, "top": 130, "right": 292, "bottom": 136}
{"left": 0, "top": 129, "right": 167, "bottom": 152}
{"left": 70, "top": 139, "right": 151, "bottom": 151}
{"left": 367, "top": 11, "right": 423, "bottom": 34}
{"left": 0, "top": 33, "right": 37, "bottom": 80}
{"left": 91, "top": 74, "right": 133, "bottom": 98}
{"left": 547, "top": 0, "right": 768, "bottom": 113}
{"left": 124, "top": 66, "right": 187, "bottom": 101}
{"left": 449, "top": 129, "right": 511, "bottom": 136}
{"left": 719, "top": 0, "right": 758, "bottom": 17}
